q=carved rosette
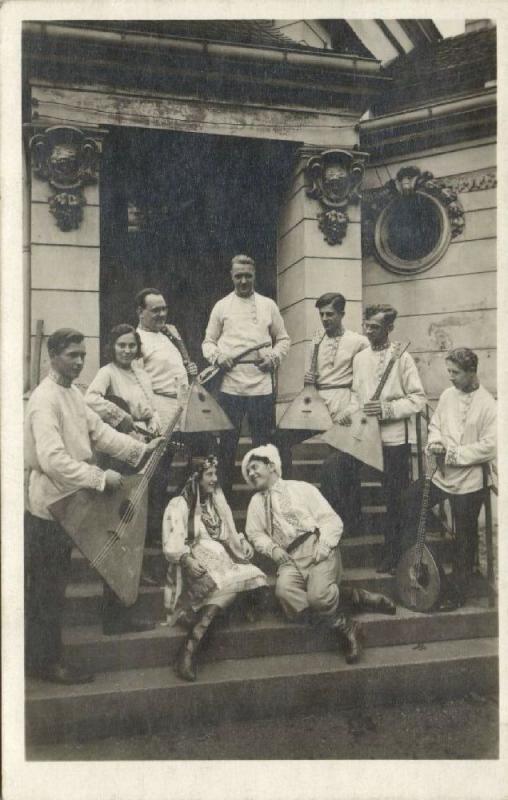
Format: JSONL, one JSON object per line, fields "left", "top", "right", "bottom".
{"left": 362, "top": 166, "right": 465, "bottom": 259}
{"left": 305, "top": 149, "right": 368, "bottom": 245}
{"left": 29, "top": 126, "right": 99, "bottom": 231}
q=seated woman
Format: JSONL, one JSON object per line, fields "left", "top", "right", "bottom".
{"left": 85, "top": 324, "right": 161, "bottom": 633}
{"left": 85, "top": 323, "right": 161, "bottom": 442}
{"left": 163, "top": 455, "right": 267, "bottom": 682}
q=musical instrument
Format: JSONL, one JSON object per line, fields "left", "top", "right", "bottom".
{"left": 49, "top": 387, "right": 188, "bottom": 606}
{"left": 197, "top": 341, "right": 272, "bottom": 390}
{"left": 278, "top": 335, "right": 333, "bottom": 434}
{"left": 180, "top": 380, "right": 234, "bottom": 433}
{"left": 396, "top": 452, "right": 442, "bottom": 612}
{"left": 320, "top": 341, "right": 410, "bottom": 472}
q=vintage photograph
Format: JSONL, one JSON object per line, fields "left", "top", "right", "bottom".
{"left": 19, "top": 16, "right": 498, "bottom": 763}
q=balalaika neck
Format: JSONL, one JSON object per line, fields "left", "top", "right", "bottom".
{"left": 141, "top": 404, "right": 184, "bottom": 485}
{"left": 371, "top": 345, "right": 396, "bottom": 402}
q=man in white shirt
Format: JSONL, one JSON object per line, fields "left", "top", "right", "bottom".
{"left": 25, "top": 329, "right": 163, "bottom": 684}
{"left": 340, "top": 304, "right": 426, "bottom": 574}
{"left": 304, "top": 292, "right": 368, "bottom": 536}
{"left": 243, "top": 445, "right": 396, "bottom": 665}
{"left": 401, "top": 348, "right": 496, "bottom": 609}
{"left": 136, "top": 288, "right": 198, "bottom": 544}
{"left": 202, "top": 255, "right": 290, "bottom": 496}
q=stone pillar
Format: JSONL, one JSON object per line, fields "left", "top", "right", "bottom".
{"left": 28, "top": 125, "right": 106, "bottom": 388}
{"left": 276, "top": 146, "right": 367, "bottom": 417}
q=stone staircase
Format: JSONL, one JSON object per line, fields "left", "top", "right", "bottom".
{"left": 25, "top": 441, "right": 499, "bottom": 747}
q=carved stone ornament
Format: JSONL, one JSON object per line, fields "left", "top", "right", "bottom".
{"left": 363, "top": 166, "right": 466, "bottom": 274}
{"left": 29, "top": 126, "right": 99, "bottom": 231}
{"left": 306, "top": 149, "right": 367, "bottom": 245}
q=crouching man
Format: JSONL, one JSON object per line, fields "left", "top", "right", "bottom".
{"left": 242, "top": 445, "right": 395, "bottom": 664}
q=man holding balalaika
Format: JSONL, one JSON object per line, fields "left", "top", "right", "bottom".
{"left": 399, "top": 348, "right": 496, "bottom": 611}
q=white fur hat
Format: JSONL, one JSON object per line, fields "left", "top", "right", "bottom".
{"left": 241, "top": 444, "right": 282, "bottom": 486}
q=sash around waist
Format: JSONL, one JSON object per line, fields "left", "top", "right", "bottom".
{"left": 316, "top": 382, "right": 352, "bottom": 391}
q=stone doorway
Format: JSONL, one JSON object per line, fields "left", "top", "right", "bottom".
{"left": 99, "top": 127, "right": 297, "bottom": 366}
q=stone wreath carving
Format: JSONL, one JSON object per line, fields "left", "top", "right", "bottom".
{"left": 306, "top": 149, "right": 367, "bottom": 245}
{"left": 30, "top": 126, "right": 99, "bottom": 231}
{"left": 363, "top": 166, "right": 465, "bottom": 274}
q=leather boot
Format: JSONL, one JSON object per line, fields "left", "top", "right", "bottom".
{"left": 175, "top": 604, "right": 221, "bottom": 682}
{"left": 332, "top": 614, "right": 364, "bottom": 664}
{"left": 354, "top": 588, "right": 396, "bottom": 616}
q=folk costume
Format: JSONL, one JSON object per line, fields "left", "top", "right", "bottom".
{"left": 243, "top": 445, "right": 367, "bottom": 664}
{"left": 25, "top": 369, "right": 148, "bottom": 679}
{"left": 202, "top": 291, "right": 290, "bottom": 495}
{"left": 347, "top": 343, "right": 426, "bottom": 570}
{"left": 137, "top": 323, "right": 190, "bottom": 542}
{"left": 85, "top": 361, "right": 161, "bottom": 439}
{"left": 402, "top": 384, "right": 496, "bottom": 606}
{"left": 163, "top": 456, "right": 267, "bottom": 681}
{"left": 306, "top": 327, "right": 368, "bottom": 535}
{"left": 85, "top": 360, "right": 160, "bottom": 632}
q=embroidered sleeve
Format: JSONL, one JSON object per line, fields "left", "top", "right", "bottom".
{"left": 245, "top": 494, "right": 278, "bottom": 558}
{"left": 445, "top": 446, "right": 459, "bottom": 465}
{"left": 86, "top": 407, "right": 145, "bottom": 467}
{"left": 269, "top": 301, "right": 291, "bottom": 363}
{"left": 162, "top": 497, "right": 191, "bottom": 562}
{"left": 85, "top": 368, "right": 129, "bottom": 428}
{"left": 381, "top": 401, "right": 394, "bottom": 420}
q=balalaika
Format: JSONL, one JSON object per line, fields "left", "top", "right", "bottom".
{"left": 49, "top": 386, "right": 189, "bottom": 607}
{"left": 278, "top": 332, "right": 333, "bottom": 435}
{"left": 319, "top": 341, "right": 410, "bottom": 472}
{"left": 396, "top": 452, "right": 442, "bottom": 612}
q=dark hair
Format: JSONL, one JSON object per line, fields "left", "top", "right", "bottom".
{"left": 445, "top": 348, "right": 478, "bottom": 373}
{"left": 135, "top": 287, "right": 164, "bottom": 309}
{"left": 365, "top": 304, "right": 398, "bottom": 325}
{"left": 315, "top": 293, "right": 346, "bottom": 313}
{"left": 231, "top": 254, "right": 255, "bottom": 270}
{"left": 47, "top": 328, "right": 84, "bottom": 357}
{"left": 106, "top": 324, "right": 142, "bottom": 362}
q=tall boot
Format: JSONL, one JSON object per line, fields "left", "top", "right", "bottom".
{"left": 331, "top": 614, "right": 364, "bottom": 664}
{"left": 175, "top": 604, "right": 221, "bottom": 682}
{"left": 347, "top": 587, "right": 396, "bottom": 616}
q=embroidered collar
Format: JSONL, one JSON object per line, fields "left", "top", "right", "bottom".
{"left": 371, "top": 341, "right": 391, "bottom": 352}
{"left": 48, "top": 369, "right": 73, "bottom": 388}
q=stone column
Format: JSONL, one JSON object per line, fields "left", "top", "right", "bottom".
{"left": 276, "top": 146, "right": 367, "bottom": 417}
{"left": 28, "top": 125, "right": 106, "bottom": 388}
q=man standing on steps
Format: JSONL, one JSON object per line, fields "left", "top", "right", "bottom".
{"left": 202, "top": 255, "right": 290, "bottom": 497}
{"left": 242, "top": 445, "right": 396, "bottom": 666}
{"left": 136, "top": 287, "right": 198, "bottom": 548}
{"left": 339, "top": 304, "right": 426, "bottom": 575}
{"left": 401, "top": 348, "right": 496, "bottom": 610}
{"left": 24, "top": 329, "right": 164, "bottom": 685}
{"left": 304, "top": 292, "right": 368, "bottom": 537}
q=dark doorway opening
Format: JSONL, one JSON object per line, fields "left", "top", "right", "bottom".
{"left": 100, "top": 127, "right": 297, "bottom": 365}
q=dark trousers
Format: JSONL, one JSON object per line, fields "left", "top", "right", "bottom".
{"left": 320, "top": 451, "right": 362, "bottom": 535}
{"left": 401, "top": 479, "right": 484, "bottom": 603}
{"left": 146, "top": 447, "right": 174, "bottom": 544}
{"left": 382, "top": 444, "right": 411, "bottom": 563}
{"left": 218, "top": 392, "right": 274, "bottom": 497}
{"left": 25, "top": 512, "right": 73, "bottom": 672}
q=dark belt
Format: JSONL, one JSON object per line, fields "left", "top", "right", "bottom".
{"left": 236, "top": 358, "right": 261, "bottom": 365}
{"left": 316, "top": 382, "right": 352, "bottom": 390}
{"left": 286, "top": 529, "right": 318, "bottom": 554}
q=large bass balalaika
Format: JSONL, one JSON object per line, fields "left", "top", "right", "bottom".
{"left": 49, "top": 388, "right": 188, "bottom": 606}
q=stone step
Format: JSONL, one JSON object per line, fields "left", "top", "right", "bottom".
{"left": 25, "top": 636, "right": 498, "bottom": 744}
{"left": 70, "top": 533, "right": 454, "bottom": 583}
{"left": 61, "top": 600, "right": 498, "bottom": 675}
{"left": 63, "top": 567, "right": 489, "bottom": 626}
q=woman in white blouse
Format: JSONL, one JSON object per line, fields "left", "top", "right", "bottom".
{"left": 86, "top": 323, "right": 161, "bottom": 441}
{"left": 163, "top": 455, "right": 267, "bottom": 682}
{"left": 85, "top": 324, "right": 161, "bottom": 632}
